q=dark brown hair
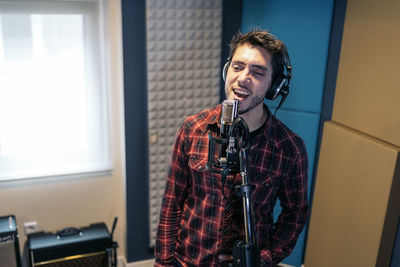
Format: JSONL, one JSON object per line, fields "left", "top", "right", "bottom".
{"left": 228, "top": 30, "right": 287, "bottom": 78}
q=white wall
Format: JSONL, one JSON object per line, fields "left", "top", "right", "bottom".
{"left": 0, "top": 0, "right": 127, "bottom": 260}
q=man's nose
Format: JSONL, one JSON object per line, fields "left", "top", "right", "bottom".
{"left": 237, "top": 68, "right": 251, "bottom": 84}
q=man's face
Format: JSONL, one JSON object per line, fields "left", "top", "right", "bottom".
{"left": 224, "top": 43, "right": 273, "bottom": 115}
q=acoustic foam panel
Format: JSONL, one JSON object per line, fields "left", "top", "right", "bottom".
{"left": 146, "top": 0, "right": 222, "bottom": 247}
{"left": 332, "top": 0, "right": 400, "bottom": 146}
{"left": 304, "top": 121, "right": 400, "bottom": 267}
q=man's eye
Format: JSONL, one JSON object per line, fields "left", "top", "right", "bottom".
{"left": 232, "top": 65, "right": 240, "bottom": 71}
{"left": 253, "top": 71, "right": 264, "bottom": 76}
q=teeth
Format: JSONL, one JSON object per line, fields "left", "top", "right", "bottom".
{"left": 234, "top": 89, "right": 251, "bottom": 96}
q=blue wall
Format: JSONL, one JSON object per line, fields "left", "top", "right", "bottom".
{"left": 241, "top": 0, "right": 335, "bottom": 266}
{"left": 392, "top": 220, "right": 400, "bottom": 266}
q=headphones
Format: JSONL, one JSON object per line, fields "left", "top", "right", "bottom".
{"left": 222, "top": 39, "right": 292, "bottom": 102}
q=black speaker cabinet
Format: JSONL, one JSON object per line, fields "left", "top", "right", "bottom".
{"left": 28, "top": 222, "right": 117, "bottom": 267}
{"left": 0, "top": 215, "right": 21, "bottom": 267}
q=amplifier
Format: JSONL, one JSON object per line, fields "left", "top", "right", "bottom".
{"left": 0, "top": 215, "right": 21, "bottom": 267}
{"left": 28, "top": 221, "right": 118, "bottom": 267}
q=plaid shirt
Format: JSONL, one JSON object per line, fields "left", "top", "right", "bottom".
{"left": 155, "top": 104, "right": 308, "bottom": 267}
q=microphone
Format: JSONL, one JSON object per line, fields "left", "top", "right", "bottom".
{"left": 220, "top": 100, "right": 239, "bottom": 138}
{"left": 219, "top": 100, "right": 239, "bottom": 167}
{"left": 206, "top": 100, "right": 240, "bottom": 174}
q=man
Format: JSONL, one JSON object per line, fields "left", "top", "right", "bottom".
{"left": 155, "top": 30, "right": 308, "bottom": 266}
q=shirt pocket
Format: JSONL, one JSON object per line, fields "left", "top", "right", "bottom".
{"left": 188, "top": 154, "right": 217, "bottom": 198}
{"left": 250, "top": 171, "right": 283, "bottom": 206}
{"left": 251, "top": 175, "right": 273, "bottom": 204}
{"left": 188, "top": 154, "right": 207, "bottom": 171}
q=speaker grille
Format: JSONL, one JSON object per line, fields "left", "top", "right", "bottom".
{"left": 33, "top": 251, "right": 109, "bottom": 267}
{"left": 0, "top": 237, "right": 18, "bottom": 267}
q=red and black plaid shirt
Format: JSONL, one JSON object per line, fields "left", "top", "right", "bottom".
{"left": 155, "top": 104, "right": 308, "bottom": 266}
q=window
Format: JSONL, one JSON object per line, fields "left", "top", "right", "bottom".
{"left": 0, "top": 0, "right": 111, "bottom": 181}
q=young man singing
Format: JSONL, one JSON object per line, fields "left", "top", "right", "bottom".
{"left": 155, "top": 30, "right": 308, "bottom": 267}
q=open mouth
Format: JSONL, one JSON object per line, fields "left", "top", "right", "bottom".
{"left": 233, "top": 88, "right": 251, "bottom": 99}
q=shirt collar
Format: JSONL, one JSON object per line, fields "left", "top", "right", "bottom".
{"left": 202, "top": 104, "right": 222, "bottom": 133}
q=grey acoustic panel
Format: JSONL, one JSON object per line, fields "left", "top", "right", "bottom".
{"left": 146, "top": 0, "right": 222, "bottom": 247}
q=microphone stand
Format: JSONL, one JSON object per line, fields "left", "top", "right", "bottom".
{"left": 230, "top": 118, "right": 260, "bottom": 267}
{"left": 206, "top": 114, "right": 260, "bottom": 266}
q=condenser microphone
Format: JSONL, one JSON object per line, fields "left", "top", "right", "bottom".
{"left": 218, "top": 100, "right": 239, "bottom": 167}
{"left": 206, "top": 100, "right": 240, "bottom": 174}
{"left": 220, "top": 100, "right": 239, "bottom": 138}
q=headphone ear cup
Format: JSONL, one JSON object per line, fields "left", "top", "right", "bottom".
{"left": 266, "top": 73, "right": 287, "bottom": 100}
{"left": 222, "top": 61, "right": 230, "bottom": 81}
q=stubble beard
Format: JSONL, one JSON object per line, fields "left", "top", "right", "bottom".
{"left": 238, "top": 95, "right": 265, "bottom": 115}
